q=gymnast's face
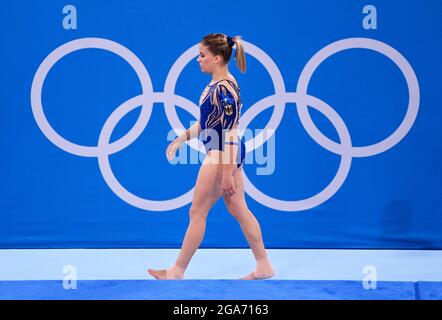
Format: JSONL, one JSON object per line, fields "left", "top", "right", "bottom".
{"left": 197, "top": 44, "right": 222, "bottom": 74}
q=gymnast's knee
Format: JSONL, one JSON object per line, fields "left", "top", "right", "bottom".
{"left": 189, "top": 205, "right": 208, "bottom": 221}
{"left": 227, "top": 203, "right": 248, "bottom": 220}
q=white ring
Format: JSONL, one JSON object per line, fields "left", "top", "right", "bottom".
{"left": 296, "top": 37, "right": 420, "bottom": 157}
{"left": 97, "top": 94, "right": 194, "bottom": 211}
{"left": 30, "top": 38, "right": 154, "bottom": 157}
{"left": 243, "top": 93, "right": 352, "bottom": 211}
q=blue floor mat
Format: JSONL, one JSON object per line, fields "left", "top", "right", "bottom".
{"left": 0, "top": 280, "right": 422, "bottom": 300}
{"left": 417, "top": 281, "right": 442, "bottom": 300}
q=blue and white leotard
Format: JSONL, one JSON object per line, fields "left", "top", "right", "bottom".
{"left": 199, "top": 79, "right": 246, "bottom": 168}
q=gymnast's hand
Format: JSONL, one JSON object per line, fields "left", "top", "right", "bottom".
{"left": 166, "top": 138, "right": 181, "bottom": 161}
{"left": 222, "top": 174, "right": 236, "bottom": 196}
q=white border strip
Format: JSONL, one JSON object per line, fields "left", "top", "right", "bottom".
{"left": 0, "top": 249, "right": 441, "bottom": 281}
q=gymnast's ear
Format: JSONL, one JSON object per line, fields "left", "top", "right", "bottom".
{"left": 213, "top": 54, "right": 224, "bottom": 65}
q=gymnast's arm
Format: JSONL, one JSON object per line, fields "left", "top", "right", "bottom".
{"left": 166, "top": 121, "right": 201, "bottom": 161}
{"left": 222, "top": 127, "right": 240, "bottom": 174}
{"left": 177, "top": 121, "right": 201, "bottom": 145}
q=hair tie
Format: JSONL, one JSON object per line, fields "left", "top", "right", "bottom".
{"left": 226, "top": 35, "right": 235, "bottom": 47}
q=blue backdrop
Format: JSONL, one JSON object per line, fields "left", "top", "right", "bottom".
{"left": 1, "top": 0, "right": 441, "bottom": 249}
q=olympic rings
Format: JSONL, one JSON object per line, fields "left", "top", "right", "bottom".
{"left": 30, "top": 37, "right": 420, "bottom": 211}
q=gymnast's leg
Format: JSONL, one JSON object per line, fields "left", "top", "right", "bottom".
{"left": 148, "top": 151, "right": 223, "bottom": 279}
{"left": 223, "top": 167, "right": 275, "bottom": 280}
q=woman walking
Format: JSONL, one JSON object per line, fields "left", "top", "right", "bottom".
{"left": 148, "top": 33, "right": 275, "bottom": 280}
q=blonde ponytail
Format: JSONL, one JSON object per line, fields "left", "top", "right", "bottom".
{"left": 231, "top": 36, "right": 246, "bottom": 73}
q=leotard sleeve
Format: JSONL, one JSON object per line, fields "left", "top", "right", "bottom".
{"left": 212, "top": 81, "right": 240, "bottom": 131}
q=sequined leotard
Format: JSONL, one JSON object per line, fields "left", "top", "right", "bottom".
{"left": 199, "top": 79, "right": 246, "bottom": 168}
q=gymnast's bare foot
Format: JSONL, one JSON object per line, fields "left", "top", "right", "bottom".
{"left": 240, "top": 257, "right": 275, "bottom": 280}
{"left": 147, "top": 264, "right": 185, "bottom": 280}
{"left": 147, "top": 268, "right": 168, "bottom": 279}
{"left": 240, "top": 271, "right": 275, "bottom": 280}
